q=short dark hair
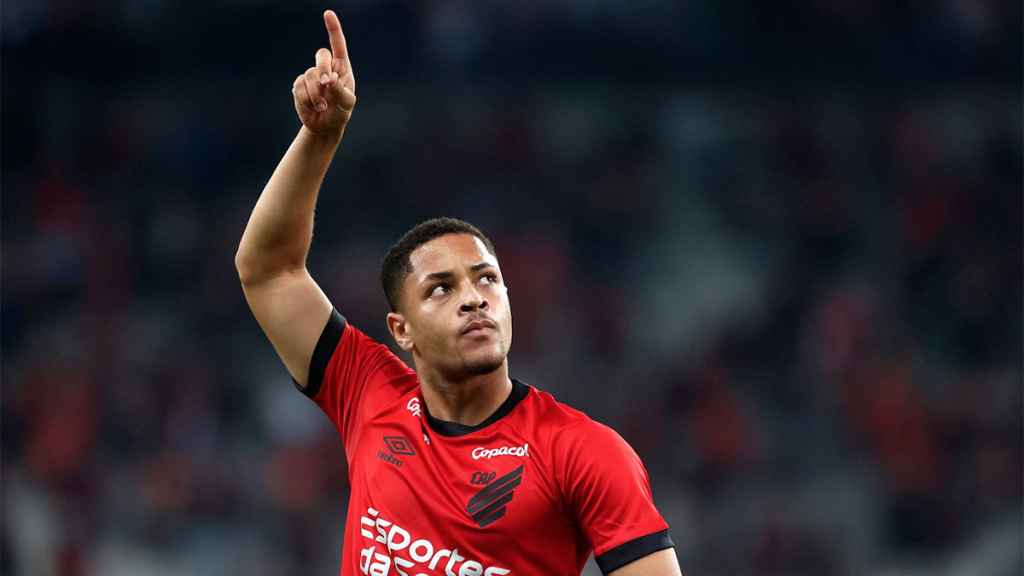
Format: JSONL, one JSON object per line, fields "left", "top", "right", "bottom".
{"left": 380, "top": 217, "right": 497, "bottom": 312}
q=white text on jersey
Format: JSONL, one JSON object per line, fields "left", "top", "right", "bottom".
{"left": 471, "top": 443, "right": 529, "bottom": 460}
{"left": 359, "top": 507, "right": 511, "bottom": 575}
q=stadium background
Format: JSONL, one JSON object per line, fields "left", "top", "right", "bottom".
{"left": 2, "top": 1, "right": 1021, "bottom": 575}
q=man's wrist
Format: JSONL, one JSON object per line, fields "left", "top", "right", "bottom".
{"left": 299, "top": 125, "right": 345, "bottom": 149}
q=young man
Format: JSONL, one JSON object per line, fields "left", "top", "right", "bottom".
{"left": 235, "top": 10, "right": 681, "bottom": 576}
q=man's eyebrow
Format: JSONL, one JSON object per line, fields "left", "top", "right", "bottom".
{"left": 421, "top": 263, "right": 495, "bottom": 283}
{"left": 423, "top": 270, "right": 454, "bottom": 282}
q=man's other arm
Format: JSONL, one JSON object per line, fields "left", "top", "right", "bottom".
{"left": 235, "top": 10, "right": 357, "bottom": 388}
{"left": 608, "top": 549, "right": 682, "bottom": 576}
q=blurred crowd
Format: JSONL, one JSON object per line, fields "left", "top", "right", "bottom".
{"left": 3, "top": 1, "right": 1021, "bottom": 576}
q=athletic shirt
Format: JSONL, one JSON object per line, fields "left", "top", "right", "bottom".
{"left": 299, "top": 310, "right": 673, "bottom": 576}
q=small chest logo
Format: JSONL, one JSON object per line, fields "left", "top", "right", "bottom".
{"left": 466, "top": 465, "right": 523, "bottom": 528}
{"left": 406, "top": 397, "right": 421, "bottom": 418}
{"left": 378, "top": 435, "right": 415, "bottom": 468}
{"left": 470, "top": 471, "right": 496, "bottom": 485}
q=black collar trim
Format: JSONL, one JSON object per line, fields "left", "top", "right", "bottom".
{"left": 424, "top": 379, "right": 529, "bottom": 437}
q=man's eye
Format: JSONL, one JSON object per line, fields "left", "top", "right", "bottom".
{"left": 430, "top": 284, "right": 450, "bottom": 297}
{"left": 480, "top": 274, "right": 499, "bottom": 285}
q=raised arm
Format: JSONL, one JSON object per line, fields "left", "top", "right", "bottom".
{"left": 235, "top": 10, "right": 356, "bottom": 387}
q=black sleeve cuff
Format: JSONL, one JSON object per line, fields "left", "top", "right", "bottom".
{"left": 595, "top": 529, "right": 674, "bottom": 575}
{"left": 293, "top": 309, "right": 346, "bottom": 398}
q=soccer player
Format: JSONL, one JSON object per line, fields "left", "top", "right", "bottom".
{"left": 236, "top": 10, "right": 682, "bottom": 576}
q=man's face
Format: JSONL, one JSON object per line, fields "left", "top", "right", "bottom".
{"left": 395, "top": 234, "right": 512, "bottom": 379}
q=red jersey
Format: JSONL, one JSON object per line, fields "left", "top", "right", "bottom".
{"left": 299, "top": 311, "right": 673, "bottom": 575}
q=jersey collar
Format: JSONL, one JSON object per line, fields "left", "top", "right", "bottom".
{"left": 423, "top": 379, "right": 529, "bottom": 437}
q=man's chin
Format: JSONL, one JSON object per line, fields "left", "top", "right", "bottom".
{"left": 464, "top": 357, "right": 504, "bottom": 376}
{"left": 461, "top": 350, "right": 506, "bottom": 376}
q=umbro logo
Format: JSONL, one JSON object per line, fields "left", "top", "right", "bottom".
{"left": 384, "top": 436, "right": 416, "bottom": 456}
{"left": 378, "top": 435, "right": 415, "bottom": 468}
{"left": 465, "top": 465, "right": 523, "bottom": 528}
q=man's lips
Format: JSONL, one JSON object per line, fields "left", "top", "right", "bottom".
{"left": 460, "top": 318, "right": 497, "bottom": 335}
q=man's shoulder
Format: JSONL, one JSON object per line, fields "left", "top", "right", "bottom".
{"left": 518, "top": 382, "right": 610, "bottom": 439}
{"left": 517, "top": 383, "right": 644, "bottom": 490}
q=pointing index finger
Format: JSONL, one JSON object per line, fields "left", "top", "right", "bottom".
{"left": 323, "top": 10, "right": 348, "bottom": 63}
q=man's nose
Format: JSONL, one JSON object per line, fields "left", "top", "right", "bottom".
{"left": 460, "top": 285, "right": 488, "bottom": 313}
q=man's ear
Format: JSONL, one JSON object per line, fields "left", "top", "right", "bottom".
{"left": 386, "top": 311, "right": 414, "bottom": 351}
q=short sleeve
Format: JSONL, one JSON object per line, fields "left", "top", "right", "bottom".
{"left": 296, "top": 309, "right": 416, "bottom": 451}
{"left": 555, "top": 420, "right": 673, "bottom": 574}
